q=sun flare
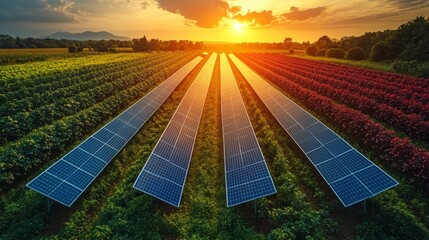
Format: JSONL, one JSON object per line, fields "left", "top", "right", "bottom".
{"left": 233, "top": 21, "right": 247, "bottom": 32}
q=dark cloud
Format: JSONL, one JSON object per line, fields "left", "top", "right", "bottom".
{"left": 154, "top": 0, "right": 229, "bottom": 28}
{"left": 0, "top": 0, "right": 80, "bottom": 23}
{"left": 234, "top": 10, "right": 275, "bottom": 26}
{"left": 282, "top": 6, "right": 326, "bottom": 21}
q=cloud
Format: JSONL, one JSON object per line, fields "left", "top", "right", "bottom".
{"left": 0, "top": 0, "right": 80, "bottom": 23}
{"left": 282, "top": 6, "right": 326, "bottom": 21}
{"left": 229, "top": 5, "right": 241, "bottom": 14}
{"left": 383, "top": 0, "right": 429, "bottom": 9}
{"left": 154, "top": 0, "right": 229, "bottom": 28}
{"left": 233, "top": 10, "right": 275, "bottom": 26}
{"left": 330, "top": 12, "right": 402, "bottom": 26}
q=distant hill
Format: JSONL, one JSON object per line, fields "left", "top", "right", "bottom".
{"left": 41, "top": 31, "right": 129, "bottom": 41}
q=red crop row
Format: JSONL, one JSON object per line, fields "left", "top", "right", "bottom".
{"left": 236, "top": 54, "right": 429, "bottom": 188}
{"left": 273, "top": 54, "right": 429, "bottom": 93}
{"left": 261, "top": 54, "right": 429, "bottom": 104}
{"left": 250, "top": 53, "right": 429, "bottom": 118}
{"left": 238, "top": 53, "right": 429, "bottom": 141}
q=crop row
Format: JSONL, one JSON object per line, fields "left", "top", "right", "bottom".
{"left": 238, "top": 53, "right": 429, "bottom": 142}
{"left": 0, "top": 52, "right": 198, "bottom": 192}
{"left": 280, "top": 54, "right": 429, "bottom": 92}
{"left": 0, "top": 51, "right": 93, "bottom": 65}
{"left": 236, "top": 54, "right": 429, "bottom": 188}
{"left": 252, "top": 53, "right": 429, "bottom": 118}
{"left": 0, "top": 54, "right": 183, "bottom": 144}
{"left": 0, "top": 53, "right": 173, "bottom": 108}
{"left": 0, "top": 53, "right": 140, "bottom": 84}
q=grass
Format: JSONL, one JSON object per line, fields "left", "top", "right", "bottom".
{"left": 289, "top": 52, "right": 393, "bottom": 72}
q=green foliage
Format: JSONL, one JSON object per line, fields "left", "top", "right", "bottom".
{"left": 356, "top": 199, "right": 429, "bottom": 240}
{"left": 132, "top": 36, "right": 149, "bottom": 52}
{"left": 345, "top": 47, "right": 366, "bottom": 60}
{"left": 370, "top": 41, "right": 387, "bottom": 61}
{"left": 392, "top": 60, "right": 429, "bottom": 78}
{"left": 315, "top": 35, "right": 332, "bottom": 49}
{"left": 326, "top": 48, "right": 345, "bottom": 59}
{"left": 316, "top": 49, "right": 326, "bottom": 56}
{"left": 67, "top": 44, "right": 77, "bottom": 53}
{"left": 339, "top": 16, "right": 429, "bottom": 63}
{"left": 306, "top": 45, "right": 317, "bottom": 56}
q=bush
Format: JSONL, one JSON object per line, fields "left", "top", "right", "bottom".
{"left": 345, "top": 47, "right": 366, "bottom": 60}
{"left": 289, "top": 49, "right": 294, "bottom": 54}
{"left": 316, "top": 49, "right": 326, "bottom": 56}
{"left": 370, "top": 41, "right": 387, "bottom": 61}
{"left": 326, "top": 48, "right": 345, "bottom": 59}
{"left": 306, "top": 45, "right": 317, "bottom": 56}
{"left": 392, "top": 60, "right": 429, "bottom": 78}
{"left": 67, "top": 44, "right": 77, "bottom": 53}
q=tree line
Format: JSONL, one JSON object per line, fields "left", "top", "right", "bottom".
{"left": 0, "top": 35, "right": 204, "bottom": 52}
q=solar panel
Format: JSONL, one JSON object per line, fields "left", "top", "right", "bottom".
{"left": 220, "top": 54, "right": 276, "bottom": 207}
{"left": 229, "top": 54, "right": 398, "bottom": 207}
{"left": 26, "top": 56, "right": 203, "bottom": 207}
{"left": 133, "top": 53, "right": 217, "bottom": 207}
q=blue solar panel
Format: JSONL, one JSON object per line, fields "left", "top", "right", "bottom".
{"left": 230, "top": 54, "right": 398, "bottom": 207}
{"left": 133, "top": 53, "right": 217, "bottom": 207}
{"left": 220, "top": 53, "right": 276, "bottom": 207}
{"left": 330, "top": 175, "right": 372, "bottom": 207}
{"left": 27, "top": 56, "right": 203, "bottom": 207}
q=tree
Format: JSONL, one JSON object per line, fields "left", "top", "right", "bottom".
{"left": 316, "top": 35, "right": 332, "bottom": 49}
{"left": 283, "top": 37, "right": 293, "bottom": 49}
{"left": 370, "top": 41, "right": 387, "bottom": 61}
{"left": 326, "top": 48, "right": 345, "bottom": 59}
{"left": 345, "top": 47, "right": 366, "bottom": 60}
{"left": 306, "top": 45, "right": 317, "bottom": 56}
{"left": 132, "top": 36, "right": 149, "bottom": 52}
{"left": 67, "top": 44, "right": 77, "bottom": 53}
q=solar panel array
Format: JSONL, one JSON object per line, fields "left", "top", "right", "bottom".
{"left": 27, "top": 56, "right": 203, "bottom": 207}
{"left": 220, "top": 54, "right": 276, "bottom": 207}
{"left": 229, "top": 54, "right": 398, "bottom": 207}
{"left": 133, "top": 53, "right": 217, "bottom": 207}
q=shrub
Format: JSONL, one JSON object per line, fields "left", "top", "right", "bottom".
{"left": 316, "top": 49, "right": 326, "bottom": 56}
{"left": 327, "top": 43, "right": 339, "bottom": 49}
{"left": 326, "top": 48, "right": 345, "bottom": 59}
{"left": 370, "top": 41, "right": 387, "bottom": 61}
{"left": 67, "top": 44, "right": 77, "bottom": 53}
{"left": 289, "top": 49, "right": 294, "bottom": 54}
{"left": 306, "top": 45, "right": 317, "bottom": 56}
{"left": 345, "top": 47, "right": 366, "bottom": 60}
{"left": 392, "top": 60, "right": 429, "bottom": 78}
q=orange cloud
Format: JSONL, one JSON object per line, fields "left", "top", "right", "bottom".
{"left": 282, "top": 6, "right": 326, "bottom": 21}
{"left": 233, "top": 10, "right": 275, "bottom": 26}
{"left": 155, "top": 0, "right": 229, "bottom": 28}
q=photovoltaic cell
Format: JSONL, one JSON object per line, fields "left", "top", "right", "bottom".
{"left": 229, "top": 54, "right": 398, "bottom": 207}
{"left": 133, "top": 53, "right": 217, "bottom": 207}
{"left": 27, "top": 56, "right": 203, "bottom": 207}
{"left": 220, "top": 53, "right": 276, "bottom": 207}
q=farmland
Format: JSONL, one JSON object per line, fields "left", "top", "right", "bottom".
{"left": 1, "top": 50, "right": 429, "bottom": 240}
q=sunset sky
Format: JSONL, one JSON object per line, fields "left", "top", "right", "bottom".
{"left": 0, "top": 0, "right": 428, "bottom": 42}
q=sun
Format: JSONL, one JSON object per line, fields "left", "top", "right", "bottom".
{"left": 233, "top": 21, "right": 247, "bottom": 32}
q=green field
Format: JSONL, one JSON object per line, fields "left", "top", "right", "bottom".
{"left": 1, "top": 50, "right": 428, "bottom": 240}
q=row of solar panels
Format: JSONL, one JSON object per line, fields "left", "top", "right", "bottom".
{"left": 133, "top": 53, "right": 217, "bottom": 206}
{"left": 27, "top": 56, "right": 203, "bottom": 206}
{"left": 220, "top": 53, "right": 276, "bottom": 207}
{"left": 27, "top": 53, "right": 397, "bottom": 208}
{"left": 229, "top": 54, "right": 398, "bottom": 207}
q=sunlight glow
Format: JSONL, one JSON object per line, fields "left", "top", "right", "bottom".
{"left": 233, "top": 21, "right": 247, "bottom": 32}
